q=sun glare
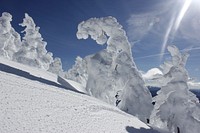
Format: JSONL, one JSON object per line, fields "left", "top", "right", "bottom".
{"left": 174, "top": 0, "right": 192, "bottom": 32}
{"left": 160, "top": 0, "right": 192, "bottom": 60}
{"left": 193, "top": 0, "right": 200, "bottom": 4}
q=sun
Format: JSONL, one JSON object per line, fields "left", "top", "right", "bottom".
{"left": 160, "top": 0, "right": 193, "bottom": 60}
{"left": 174, "top": 0, "right": 192, "bottom": 31}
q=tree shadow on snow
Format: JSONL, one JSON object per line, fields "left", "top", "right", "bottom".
{"left": 0, "top": 63, "right": 84, "bottom": 94}
{"left": 126, "top": 126, "right": 160, "bottom": 133}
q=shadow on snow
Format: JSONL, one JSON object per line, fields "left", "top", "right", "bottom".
{"left": 0, "top": 63, "right": 84, "bottom": 94}
{"left": 126, "top": 126, "right": 160, "bottom": 133}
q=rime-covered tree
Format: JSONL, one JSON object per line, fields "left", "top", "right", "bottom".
{"left": 48, "top": 57, "right": 64, "bottom": 76}
{"left": 65, "top": 56, "right": 88, "bottom": 88}
{"left": 0, "top": 12, "right": 21, "bottom": 59}
{"left": 75, "top": 16, "right": 153, "bottom": 122}
{"left": 14, "top": 13, "right": 53, "bottom": 70}
{"left": 150, "top": 45, "right": 200, "bottom": 133}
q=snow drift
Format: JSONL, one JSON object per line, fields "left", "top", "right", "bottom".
{"left": 0, "top": 57, "right": 84, "bottom": 93}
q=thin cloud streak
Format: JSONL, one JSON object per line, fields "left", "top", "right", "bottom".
{"left": 160, "top": 16, "right": 175, "bottom": 60}
{"left": 135, "top": 53, "right": 169, "bottom": 60}
{"left": 135, "top": 46, "right": 200, "bottom": 60}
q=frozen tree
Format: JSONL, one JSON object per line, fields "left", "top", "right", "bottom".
{"left": 76, "top": 16, "right": 153, "bottom": 122}
{"left": 0, "top": 12, "right": 21, "bottom": 59}
{"left": 65, "top": 56, "right": 88, "bottom": 88}
{"left": 150, "top": 45, "right": 200, "bottom": 133}
{"left": 48, "top": 57, "right": 64, "bottom": 76}
{"left": 14, "top": 13, "right": 53, "bottom": 70}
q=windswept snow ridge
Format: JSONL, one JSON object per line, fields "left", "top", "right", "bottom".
{"left": 0, "top": 57, "right": 85, "bottom": 93}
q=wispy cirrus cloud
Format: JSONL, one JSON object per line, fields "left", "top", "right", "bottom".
{"left": 126, "top": 0, "right": 200, "bottom": 55}
{"left": 127, "top": 0, "right": 200, "bottom": 82}
{"left": 126, "top": 13, "right": 160, "bottom": 43}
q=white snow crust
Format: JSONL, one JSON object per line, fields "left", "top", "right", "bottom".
{"left": 0, "top": 58, "right": 162, "bottom": 133}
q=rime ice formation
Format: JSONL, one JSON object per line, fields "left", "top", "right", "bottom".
{"left": 48, "top": 57, "right": 64, "bottom": 76}
{"left": 150, "top": 45, "right": 200, "bottom": 133}
{"left": 0, "top": 12, "right": 21, "bottom": 59}
{"left": 73, "top": 16, "right": 153, "bottom": 122}
{"left": 14, "top": 13, "right": 53, "bottom": 70}
{"left": 65, "top": 56, "right": 88, "bottom": 88}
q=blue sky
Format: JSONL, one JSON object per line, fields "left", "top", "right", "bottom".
{"left": 1, "top": 0, "right": 200, "bottom": 81}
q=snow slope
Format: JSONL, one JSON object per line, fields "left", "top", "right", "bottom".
{"left": 0, "top": 57, "right": 85, "bottom": 93}
{"left": 0, "top": 59, "right": 164, "bottom": 133}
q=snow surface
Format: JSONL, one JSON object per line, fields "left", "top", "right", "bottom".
{"left": 0, "top": 58, "right": 163, "bottom": 133}
{"left": 0, "top": 57, "right": 85, "bottom": 93}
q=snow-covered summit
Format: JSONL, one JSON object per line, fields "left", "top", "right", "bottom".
{"left": 142, "top": 68, "right": 163, "bottom": 80}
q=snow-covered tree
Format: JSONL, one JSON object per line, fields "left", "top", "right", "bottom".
{"left": 0, "top": 12, "right": 21, "bottom": 59}
{"left": 48, "top": 57, "right": 64, "bottom": 76}
{"left": 65, "top": 56, "right": 88, "bottom": 88}
{"left": 76, "top": 16, "right": 153, "bottom": 122}
{"left": 150, "top": 45, "right": 200, "bottom": 133}
{"left": 14, "top": 13, "right": 53, "bottom": 70}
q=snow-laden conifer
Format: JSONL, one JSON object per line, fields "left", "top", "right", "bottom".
{"left": 74, "top": 16, "right": 153, "bottom": 122}
{"left": 0, "top": 12, "right": 21, "bottom": 59}
{"left": 150, "top": 45, "right": 200, "bottom": 133}
{"left": 14, "top": 13, "right": 53, "bottom": 70}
